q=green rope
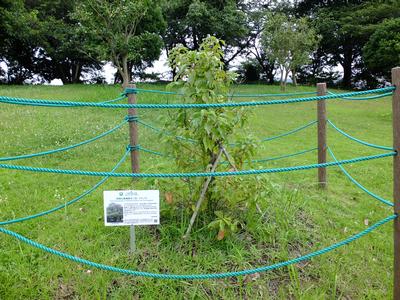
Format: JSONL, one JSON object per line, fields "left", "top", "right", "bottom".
{"left": 138, "top": 120, "right": 197, "bottom": 143}
{"left": 125, "top": 87, "right": 317, "bottom": 98}
{"left": 258, "top": 121, "right": 317, "bottom": 143}
{"left": 139, "top": 119, "right": 317, "bottom": 145}
{"left": 245, "top": 148, "right": 318, "bottom": 164}
{"left": 100, "top": 95, "right": 127, "bottom": 104}
{"left": 0, "top": 120, "right": 128, "bottom": 162}
{"left": 139, "top": 145, "right": 317, "bottom": 165}
{"left": 0, "top": 150, "right": 130, "bottom": 225}
{"left": 0, "top": 152, "right": 394, "bottom": 178}
{"left": 0, "top": 214, "right": 395, "bottom": 279}
{"left": 327, "top": 91, "right": 393, "bottom": 100}
{"left": 327, "top": 147, "right": 393, "bottom": 207}
{"left": 327, "top": 120, "right": 394, "bottom": 151}
{"left": 0, "top": 87, "right": 394, "bottom": 109}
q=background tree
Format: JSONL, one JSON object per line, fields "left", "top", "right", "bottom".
{"left": 261, "top": 13, "right": 319, "bottom": 90}
{"left": 363, "top": 18, "right": 400, "bottom": 80}
{"left": 0, "top": 0, "right": 41, "bottom": 84}
{"left": 73, "top": 0, "right": 165, "bottom": 87}
{"left": 296, "top": 0, "right": 400, "bottom": 88}
{"left": 162, "top": 0, "right": 249, "bottom": 68}
{"left": 32, "top": 0, "right": 103, "bottom": 84}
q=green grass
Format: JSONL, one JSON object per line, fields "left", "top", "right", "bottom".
{"left": 0, "top": 83, "right": 395, "bottom": 299}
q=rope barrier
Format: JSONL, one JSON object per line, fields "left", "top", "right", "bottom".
{"left": 124, "top": 87, "right": 317, "bottom": 98}
{"left": 0, "top": 120, "right": 128, "bottom": 162}
{"left": 0, "top": 150, "right": 130, "bottom": 226}
{"left": 0, "top": 214, "right": 395, "bottom": 279}
{"left": 139, "top": 144, "right": 317, "bottom": 165}
{"left": 327, "top": 147, "right": 393, "bottom": 207}
{"left": 138, "top": 119, "right": 317, "bottom": 145}
{"left": 0, "top": 87, "right": 394, "bottom": 109}
{"left": 100, "top": 95, "right": 127, "bottom": 104}
{"left": 0, "top": 151, "right": 394, "bottom": 178}
{"left": 259, "top": 120, "right": 317, "bottom": 143}
{"left": 125, "top": 115, "right": 139, "bottom": 122}
{"left": 327, "top": 91, "right": 393, "bottom": 101}
{"left": 327, "top": 120, "right": 394, "bottom": 151}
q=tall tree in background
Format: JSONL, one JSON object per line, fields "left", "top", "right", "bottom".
{"left": 73, "top": 0, "right": 165, "bottom": 87}
{"left": 363, "top": 18, "right": 400, "bottom": 80}
{"left": 33, "top": 0, "right": 103, "bottom": 84}
{"left": 296, "top": 0, "right": 400, "bottom": 88}
{"left": 261, "top": 13, "right": 319, "bottom": 90}
{"left": 0, "top": 0, "right": 41, "bottom": 83}
{"left": 162, "top": 0, "right": 249, "bottom": 67}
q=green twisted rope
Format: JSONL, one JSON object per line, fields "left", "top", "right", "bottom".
{"left": 327, "top": 91, "right": 393, "bottom": 100}
{"left": 126, "top": 87, "right": 317, "bottom": 98}
{"left": 0, "top": 152, "right": 394, "bottom": 178}
{"left": 0, "top": 214, "right": 395, "bottom": 279}
{"left": 138, "top": 119, "right": 317, "bottom": 145}
{"left": 0, "top": 120, "right": 128, "bottom": 162}
{"left": 327, "top": 120, "right": 394, "bottom": 151}
{"left": 0, "top": 150, "right": 130, "bottom": 226}
{"left": 0, "top": 87, "right": 394, "bottom": 109}
{"left": 258, "top": 120, "right": 317, "bottom": 143}
{"left": 327, "top": 147, "right": 393, "bottom": 207}
{"left": 139, "top": 144, "right": 317, "bottom": 165}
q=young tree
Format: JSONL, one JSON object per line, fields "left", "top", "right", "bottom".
{"left": 163, "top": 37, "right": 259, "bottom": 239}
{"left": 261, "top": 13, "right": 319, "bottom": 90}
{"left": 73, "top": 0, "right": 165, "bottom": 87}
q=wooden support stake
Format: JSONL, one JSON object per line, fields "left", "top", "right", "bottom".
{"left": 127, "top": 83, "right": 139, "bottom": 252}
{"left": 183, "top": 148, "right": 224, "bottom": 239}
{"left": 392, "top": 67, "right": 400, "bottom": 300}
{"left": 317, "top": 83, "right": 327, "bottom": 189}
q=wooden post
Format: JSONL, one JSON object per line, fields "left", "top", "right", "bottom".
{"left": 392, "top": 67, "right": 400, "bottom": 300}
{"left": 127, "top": 84, "right": 139, "bottom": 174}
{"left": 317, "top": 83, "right": 327, "bottom": 189}
{"left": 127, "top": 83, "right": 139, "bottom": 252}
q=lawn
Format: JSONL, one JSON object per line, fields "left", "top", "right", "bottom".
{"left": 0, "top": 83, "right": 395, "bottom": 299}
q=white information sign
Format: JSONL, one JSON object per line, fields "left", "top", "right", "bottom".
{"left": 103, "top": 190, "right": 159, "bottom": 226}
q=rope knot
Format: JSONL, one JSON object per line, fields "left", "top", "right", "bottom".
{"left": 123, "top": 88, "right": 138, "bottom": 96}
{"left": 125, "top": 115, "right": 139, "bottom": 122}
{"left": 126, "top": 144, "right": 140, "bottom": 151}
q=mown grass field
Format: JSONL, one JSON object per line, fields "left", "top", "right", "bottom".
{"left": 0, "top": 83, "right": 395, "bottom": 299}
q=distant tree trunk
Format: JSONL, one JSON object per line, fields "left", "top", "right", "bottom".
{"left": 292, "top": 68, "right": 297, "bottom": 86}
{"left": 283, "top": 69, "right": 289, "bottom": 91}
{"left": 71, "top": 63, "right": 82, "bottom": 84}
{"left": 341, "top": 44, "right": 354, "bottom": 88}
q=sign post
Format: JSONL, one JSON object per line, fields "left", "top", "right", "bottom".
{"left": 317, "top": 82, "right": 327, "bottom": 189}
{"left": 392, "top": 67, "right": 400, "bottom": 300}
{"left": 127, "top": 84, "right": 139, "bottom": 252}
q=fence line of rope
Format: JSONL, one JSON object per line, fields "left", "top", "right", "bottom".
{"left": 139, "top": 144, "right": 317, "bottom": 165}
{"left": 327, "top": 147, "right": 393, "bottom": 207}
{"left": 327, "top": 120, "right": 394, "bottom": 151}
{"left": 0, "top": 214, "right": 395, "bottom": 279}
{"left": 138, "top": 119, "right": 317, "bottom": 145}
{"left": 327, "top": 91, "right": 393, "bottom": 101}
{"left": 0, "top": 87, "right": 394, "bottom": 109}
{"left": 0, "top": 151, "right": 394, "bottom": 178}
{"left": 0, "top": 150, "right": 130, "bottom": 226}
{"left": 126, "top": 87, "right": 318, "bottom": 98}
{"left": 0, "top": 147, "right": 316, "bottom": 226}
{"left": 0, "top": 120, "right": 128, "bottom": 162}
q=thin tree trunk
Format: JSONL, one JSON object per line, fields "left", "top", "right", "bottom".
{"left": 292, "top": 69, "right": 297, "bottom": 86}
